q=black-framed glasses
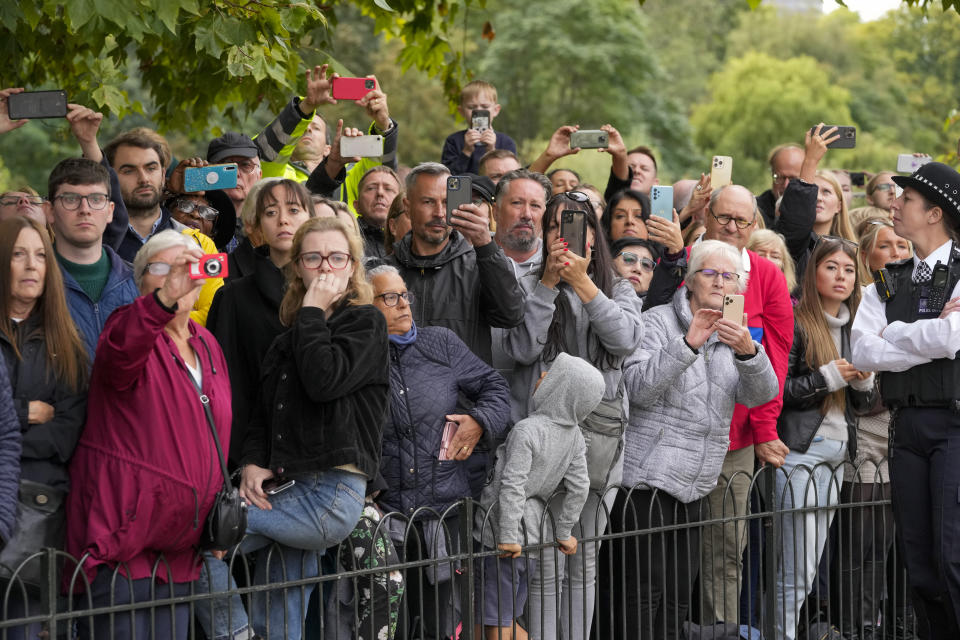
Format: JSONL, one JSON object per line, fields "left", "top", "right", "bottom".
{"left": 375, "top": 291, "right": 415, "bottom": 307}
{"left": 142, "top": 262, "right": 172, "bottom": 277}
{"left": 547, "top": 190, "right": 591, "bottom": 206}
{"left": 695, "top": 268, "right": 740, "bottom": 282}
{"left": 0, "top": 195, "right": 44, "bottom": 206}
{"left": 297, "top": 251, "right": 352, "bottom": 270}
{"left": 815, "top": 234, "right": 859, "bottom": 250}
{"left": 173, "top": 199, "right": 219, "bottom": 221}
{"left": 53, "top": 193, "right": 109, "bottom": 210}
{"left": 710, "top": 210, "right": 755, "bottom": 230}
{"left": 617, "top": 251, "right": 656, "bottom": 273}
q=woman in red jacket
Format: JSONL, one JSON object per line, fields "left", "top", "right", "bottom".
{"left": 65, "top": 230, "right": 231, "bottom": 640}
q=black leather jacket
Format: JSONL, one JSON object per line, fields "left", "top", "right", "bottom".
{"left": 777, "top": 323, "right": 876, "bottom": 457}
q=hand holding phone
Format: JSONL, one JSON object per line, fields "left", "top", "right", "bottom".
{"left": 332, "top": 77, "right": 377, "bottom": 101}
{"left": 262, "top": 478, "right": 295, "bottom": 496}
{"left": 7, "top": 90, "right": 68, "bottom": 120}
{"left": 711, "top": 156, "right": 732, "bottom": 187}
{"left": 650, "top": 185, "right": 674, "bottom": 219}
{"left": 438, "top": 421, "right": 460, "bottom": 460}
{"left": 446, "top": 175, "right": 473, "bottom": 225}
{"left": 184, "top": 164, "right": 238, "bottom": 192}
{"left": 559, "top": 210, "right": 587, "bottom": 257}
{"left": 471, "top": 109, "right": 490, "bottom": 133}
{"left": 815, "top": 125, "right": 856, "bottom": 149}
{"left": 722, "top": 294, "right": 745, "bottom": 325}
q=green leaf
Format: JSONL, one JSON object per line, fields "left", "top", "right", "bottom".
{"left": 65, "top": 0, "right": 97, "bottom": 30}
{"left": 194, "top": 19, "right": 222, "bottom": 57}
{"left": 91, "top": 83, "right": 127, "bottom": 113}
{"left": 155, "top": 0, "right": 180, "bottom": 35}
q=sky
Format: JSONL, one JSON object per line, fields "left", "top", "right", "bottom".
{"left": 823, "top": 0, "right": 903, "bottom": 21}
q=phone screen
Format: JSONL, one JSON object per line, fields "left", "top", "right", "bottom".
{"left": 560, "top": 210, "right": 587, "bottom": 257}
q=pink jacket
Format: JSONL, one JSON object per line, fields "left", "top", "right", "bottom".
{"left": 65, "top": 293, "right": 232, "bottom": 585}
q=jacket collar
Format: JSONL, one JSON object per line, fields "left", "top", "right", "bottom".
{"left": 392, "top": 230, "right": 473, "bottom": 269}
{"left": 252, "top": 245, "right": 286, "bottom": 307}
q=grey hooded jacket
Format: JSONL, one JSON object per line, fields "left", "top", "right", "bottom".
{"left": 476, "top": 353, "right": 602, "bottom": 547}
{"left": 622, "top": 288, "right": 779, "bottom": 503}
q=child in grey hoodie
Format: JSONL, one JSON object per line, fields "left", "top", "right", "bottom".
{"left": 473, "top": 352, "right": 603, "bottom": 639}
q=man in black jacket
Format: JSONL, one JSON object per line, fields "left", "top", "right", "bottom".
{"left": 387, "top": 162, "right": 524, "bottom": 365}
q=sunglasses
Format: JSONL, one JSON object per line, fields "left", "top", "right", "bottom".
{"left": 617, "top": 251, "right": 656, "bottom": 272}
{"left": 547, "top": 190, "right": 591, "bottom": 206}
{"left": 173, "top": 199, "right": 219, "bottom": 221}
{"left": 815, "top": 234, "right": 859, "bottom": 250}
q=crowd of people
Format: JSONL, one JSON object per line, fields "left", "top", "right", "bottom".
{"left": 2, "top": 65, "right": 960, "bottom": 640}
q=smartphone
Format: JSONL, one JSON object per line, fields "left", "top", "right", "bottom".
{"left": 816, "top": 125, "right": 857, "bottom": 149}
{"left": 722, "top": 294, "right": 745, "bottom": 326}
{"left": 711, "top": 155, "right": 733, "bottom": 187}
{"left": 340, "top": 134, "right": 383, "bottom": 158}
{"left": 650, "top": 185, "right": 673, "bottom": 220}
{"left": 263, "top": 478, "right": 295, "bottom": 496}
{"left": 183, "top": 164, "right": 238, "bottom": 192}
{"left": 188, "top": 253, "right": 229, "bottom": 280}
{"left": 438, "top": 421, "right": 460, "bottom": 461}
{"left": 331, "top": 76, "right": 377, "bottom": 101}
{"left": 569, "top": 130, "right": 609, "bottom": 149}
{"left": 471, "top": 109, "right": 490, "bottom": 132}
{"left": 560, "top": 209, "right": 587, "bottom": 257}
{"left": 7, "top": 90, "right": 68, "bottom": 119}
{"left": 446, "top": 175, "right": 473, "bottom": 225}
{"left": 897, "top": 154, "right": 931, "bottom": 173}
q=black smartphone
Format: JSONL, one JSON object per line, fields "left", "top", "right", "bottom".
{"left": 7, "top": 90, "right": 68, "bottom": 120}
{"left": 446, "top": 175, "right": 473, "bottom": 226}
{"left": 815, "top": 125, "right": 857, "bottom": 149}
{"left": 560, "top": 210, "right": 587, "bottom": 257}
{"left": 262, "top": 478, "right": 295, "bottom": 496}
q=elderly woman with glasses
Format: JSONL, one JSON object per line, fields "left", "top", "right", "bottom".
{"left": 199, "top": 216, "right": 391, "bottom": 640}
{"left": 603, "top": 239, "right": 778, "bottom": 640}
{"left": 65, "top": 230, "right": 231, "bottom": 640}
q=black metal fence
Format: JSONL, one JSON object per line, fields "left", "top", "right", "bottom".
{"left": 1, "top": 461, "right": 916, "bottom": 639}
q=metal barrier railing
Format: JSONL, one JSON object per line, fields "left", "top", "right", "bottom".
{"left": 0, "top": 460, "right": 916, "bottom": 640}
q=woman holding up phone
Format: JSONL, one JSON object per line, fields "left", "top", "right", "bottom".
{"left": 502, "top": 190, "right": 643, "bottom": 640}
{"left": 774, "top": 237, "right": 876, "bottom": 640}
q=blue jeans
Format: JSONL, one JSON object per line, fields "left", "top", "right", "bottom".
{"left": 774, "top": 437, "right": 847, "bottom": 640}
{"left": 196, "top": 470, "right": 366, "bottom": 640}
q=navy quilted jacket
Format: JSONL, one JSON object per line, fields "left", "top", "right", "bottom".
{"left": 378, "top": 326, "right": 511, "bottom": 516}
{"left": 0, "top": 352, "right": 22, "bottom": 544}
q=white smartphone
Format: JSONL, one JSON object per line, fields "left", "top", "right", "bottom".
{"left": 723, "top": 294, "right": 745, "bottom": 326}
{"left": 340, "top": 134, "right": 384, "bottom": 158}
{"left": 896, "top": 154, "right": 931, "bottom": 173}
{"left": 711, "top": 155, "right": 733, "bottom": 187}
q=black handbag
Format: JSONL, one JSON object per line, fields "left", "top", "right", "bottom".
{"left": 188, "top": 376, "right": 247, "bottom": 550}
{"left": 0, "top": 479, "right": 65, "bottom": 589}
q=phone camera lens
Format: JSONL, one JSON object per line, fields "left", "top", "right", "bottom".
{"left": 449, "top": 178, "right": 459, "bottom": 189}
{"left": 365, "top": 79, "right": 375, "bottom": 89}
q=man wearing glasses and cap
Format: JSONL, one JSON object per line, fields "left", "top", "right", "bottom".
{"left": 852, "top": 162, "right": 960, "bottom": 640}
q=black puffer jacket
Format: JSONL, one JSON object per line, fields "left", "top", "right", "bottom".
{"left": 387, "top": 231, "right": 523, "bottom": 364}
{"left": 777, "top": 323, "right": 876, "bottom": 457}
{"left": 378, "top": 326, "right": 510, "bottom": 516}
{"left": 0, "top": 315, "right": 87, "bottom": 490}
{"left": 241, "top": 303, "right": 390, "bottom": 480}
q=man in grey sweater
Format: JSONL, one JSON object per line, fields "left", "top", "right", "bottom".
{"left": 473, "top": 352, "right": 602, "bottom": 638}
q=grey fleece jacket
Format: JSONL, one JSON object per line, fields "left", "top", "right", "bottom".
{"left": 622, "top": 287, "right": 779, "bottom": 503}
{"left": 476, "top": 353, "right": 602, "bottom": 547}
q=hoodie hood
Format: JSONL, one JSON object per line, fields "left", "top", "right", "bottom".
{"left": 531, "top": 352, "right": 605, "bottom": 427}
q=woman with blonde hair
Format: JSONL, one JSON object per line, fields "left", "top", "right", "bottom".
{"left": 854, "top": 217, "right": 911, "bottom": 283}
{"left": 813, "top": 170, "right": 857, "bottom": 242}
{"left": 747, "top": 229, "right": 797, "bottom": 292}
{"left": 199, "top": 216, "right": 389, "bottom": 640}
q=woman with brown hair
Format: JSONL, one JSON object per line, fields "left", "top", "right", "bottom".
{"left": 774, "top": 237, "right": 877, "bottom": 640}
{"left": 199, "top": 216, "right": 390, "bottom": 640}
{"left": 0, "top": 216, "right": 87, "bottom": 636}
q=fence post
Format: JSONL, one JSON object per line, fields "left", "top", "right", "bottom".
{"left": 41, "top": 548, "right": 57, "bottom": 639}
{"left": 761, "top": 465, "right": 778, "bottom": 640}
{"left": 459, "top": 498, "right": 475, "bottom": 640}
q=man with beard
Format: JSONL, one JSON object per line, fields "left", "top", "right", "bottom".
{"left": 104, "top": 128, "right": 186, "bottom": 262}
{"left": 353, "top": 165, "right": 401, "bottom": 260}
{"left": 493, "top": 169, "right": 551, "bottom": 279}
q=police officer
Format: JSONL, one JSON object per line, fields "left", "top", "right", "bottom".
{"left": 851, "top": 161, "right": 960, "bottom": 639}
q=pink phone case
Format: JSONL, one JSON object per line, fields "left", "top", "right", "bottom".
{"left": 438, "top": 421, "right": 460, "bottom": 460}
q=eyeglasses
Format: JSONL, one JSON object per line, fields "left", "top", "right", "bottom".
{"left": 772, "top": 173, "right": 799, "bottom": 185}
{"left": 873, "top": 183, "right": 896, "bottom": 192}
{"left": 297, "top": 251, "right": 352, "bottom": 270}
{"left": 547, "top": 190, "right": 591, "bottom": 206}
{"left": 173, "top": 199, "right": 219, "bottom": 221}
{"left": 815, "top": 234, "right": 859, "bottom": 250}
{"left": 710, "top": 211, "right": 755, "bottom": 230}
{"left": 375, "top": 291, "right": 415, "bottom": 307}
{"left": 142, "top": 262, "right": 172, "bottom": 277}
{"left": 53, "top": 193, "right": 109, "bottom": 210}
{"left": 617, "top": 251, "right": 656, "bottom": 272}
{"left": 236, "top": 159, "right": 260, "bottom": 175}
{"left": 695, "top": 268, "right": 740, "bottom": 282}
{"left": 0, "top": 195, "right": 44, "bottom": 206}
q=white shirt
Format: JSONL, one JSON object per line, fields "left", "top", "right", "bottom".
{"left": 851, "top": 240, "right": 960, "bottom": 372}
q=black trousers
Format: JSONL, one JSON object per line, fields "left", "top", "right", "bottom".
{"left": 889, "top": 407, "right": 960, "bottom": 640}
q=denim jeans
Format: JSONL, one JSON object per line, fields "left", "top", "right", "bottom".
{"left": 774, "top": 437, "right": 847, "bottom": 640}
{"left": 196, "top": 470, "right": 366, "bottom": 640}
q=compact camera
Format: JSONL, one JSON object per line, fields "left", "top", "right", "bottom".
{"left": 189, "top": 253, "right": 229, "bottom": 280}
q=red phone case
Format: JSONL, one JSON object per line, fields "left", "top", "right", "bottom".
{"left": 332, "top": 77, "right": 377, "bottom": 101}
